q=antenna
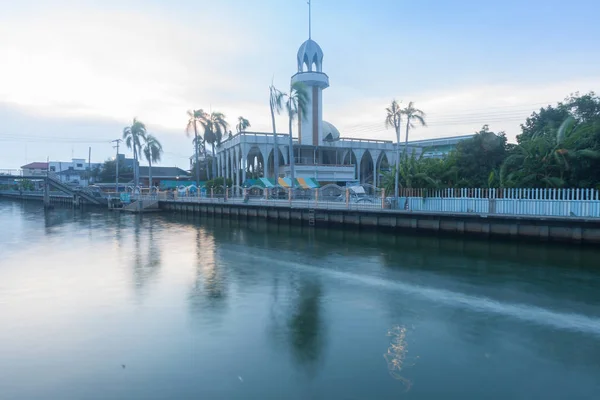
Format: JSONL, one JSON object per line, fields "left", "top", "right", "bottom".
{"left": 308, "top": 0, "right": 312, "bottom": 39}
{"left": 111, "top": 139, "right": 122, "bottom": 193}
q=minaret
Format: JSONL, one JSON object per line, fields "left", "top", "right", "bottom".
{"left": 291, "top": 0, "right": 329, "bottom": 146}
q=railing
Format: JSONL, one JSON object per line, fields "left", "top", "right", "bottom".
{"left": 0, "top": 189, "right": 71, "bottom": 198}
{"left": 398, "top": 188, "right": 600, "bottom": 218}
{"left": 144, "top": 184, "right": 388, "bottom": 212}
{"left": 144, "top": 186, "right": 600, "bottom": 219}
{"left": 0, "top": 169, "right": 21, "bottom": 176}
{"left": 338, "top": 137, "right": 393, "bottom": 144}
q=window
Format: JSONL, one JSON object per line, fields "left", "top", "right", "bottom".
{"left": 50, "top": 166, "right": 56, "bottom": 172}
{"left": 76, "top": 163, "right": 83, "bottom": 168}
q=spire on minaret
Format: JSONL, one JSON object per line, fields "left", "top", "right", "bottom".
{"left": 308, "top": 0, "right": 312, "bottom": 39}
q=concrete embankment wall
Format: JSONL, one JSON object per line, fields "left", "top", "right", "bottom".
{"left": 0, "top": 191, "right": 76, "bottom": 206}
{"left": 159, "top": 201, "right": 600, "bottom": 245}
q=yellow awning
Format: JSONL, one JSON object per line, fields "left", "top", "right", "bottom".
{"left": 277, "top": 177, "right": 290, "bottom": 188}
{"left": 297, "top": 178, "right": 310, "bottom": 189}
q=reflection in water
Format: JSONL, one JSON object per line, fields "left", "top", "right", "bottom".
{"left": 268, "top": 273, "right": 325, "bottom": 374}
{"left": 384, "top": 326, "right": 416, "bottom": 391}
{"left": 288, "top": 281, "right": 324, "bottom": 367}
{"left": 131, "top": 217, "right": 161, "bottom": 296}
{"left": 3, "top": 200, "right": 600, "bottom": 400}
{"left": 189, "top": 226, "right": 227, "bottom": 314}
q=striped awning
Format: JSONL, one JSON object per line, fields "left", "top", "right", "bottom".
{"left": 304, "top": 177, "right": 320, "bottom": 188}
{"left": 278, "top": 177, "right": 292, "bottom": 188}
{"left": 259, "top": 178, "right": 274, "bottom": 188}
{"left": 296, "top": 178, "right": 311, "bottom": 189}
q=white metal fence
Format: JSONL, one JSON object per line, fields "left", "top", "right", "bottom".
{"left": 138, "top": 186, "right": 600, "bottom": 218}
{"left": 397, "top": 188, "right": 600, "bottom": 218}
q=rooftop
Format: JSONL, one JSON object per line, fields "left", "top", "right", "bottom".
{"left": 21, "top": 162, "right": 48, "bottom": 170}
{"left": 138, "top": 166, "right": 190, "bottom": 178}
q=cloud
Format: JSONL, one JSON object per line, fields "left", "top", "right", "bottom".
{"left": 326, "top": 77, "right": 600, "bottom": 143}
{"left": 0, "top": 6, "right": 259, "bottom": 129}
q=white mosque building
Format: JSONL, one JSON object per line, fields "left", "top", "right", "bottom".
{"left": 215, "top": 10, "right": 472, "bottom": 188}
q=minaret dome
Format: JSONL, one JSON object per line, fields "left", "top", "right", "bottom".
{"left": 297, "top": 39, "right": 324, "bottom": 72}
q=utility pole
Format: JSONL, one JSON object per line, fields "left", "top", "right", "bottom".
{"left": 44, "top": 156, "right": 51, "bottom": 210}
{"left": 88, "top": 146, "right": 91, "bottom": 185}
{"left": 112, "top": 139, "right": 122, "bottom": 194}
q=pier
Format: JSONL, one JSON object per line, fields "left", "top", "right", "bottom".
{"left": 153, "top": 186, "right": 600, "bottom": 245}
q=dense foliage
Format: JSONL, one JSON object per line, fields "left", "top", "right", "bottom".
{"left": 381, "top": 92, "right": 600, "bottom": 190}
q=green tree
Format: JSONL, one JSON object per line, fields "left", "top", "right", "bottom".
{"left": 380, "top": 152, "right": 440, "bottom": 194}
{"left": 385, "top": 99, "right": 403, "bottom": 199}
{"left": 142, "top": 134, "right": 163, "bottom": 188}
{"left": 269, "top": 84, "right": 285, "bottom": 179}
{"left": 451, "top": 125, "right": 508, "bottom": 187}
{"left": 401, "top": 101, "right": 426, "bottom": 159}
{"left": 201, "top": 111, "right": 228, "bottom": 180}
{"left": 518, "top": 92, "right": 600, "bottom": 144}
{"left": 236, "top": 116, "right": 251, "bottom": 133}
{"left": 122, "top": 118, "right": 147, "bottom": 187}
{"left": 186, "top": 109, "right": 207, "bottom": 188}
{"left": 286, "top": 82, "right": 309, "bottom": 186}
{"left": 97, "top": 159, "right": 133, "bottom": 183}
{"left": 502, "top": 117, "right": 600, "bottom": 188}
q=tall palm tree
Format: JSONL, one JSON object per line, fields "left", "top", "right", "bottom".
{"left": 286, "top": 82, "right": 309, "bottom": 187}
{"left": 201, "top": 111, "right": 229, "bottom": 180}
{"left": 186, "top": 109, "right": 207, "bottom": 187}
{"left": 401, "top": 101, "right": 427, "bottom": 160}
{"left": 236, "top": 116, "right": 251, "bottom": 133}
{"left": 270, "top": 84, "right": 285, "bottom": 179}
{"left": 142, "top": 134, "right": 163, "bottom": 189}
{"left": 122, "top": 118, "right": 147, "bottom": 188}
{"left": 385, "top": 100, "right": 402, "bottom": 201}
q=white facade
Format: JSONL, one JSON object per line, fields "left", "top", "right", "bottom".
{"left": 213, "top": 30, "right": 472, "bottom": 187}
{"left": 48, "top": 158, "right": 102, "bottom": 187}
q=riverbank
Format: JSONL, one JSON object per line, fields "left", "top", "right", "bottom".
{"left": 160, "top": 199, "right": 600, "bottom": 245}
{"left": 2, "top": 193, "right": 599, "bottom": 244}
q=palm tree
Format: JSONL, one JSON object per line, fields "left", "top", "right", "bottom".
{"left": 201, "top": 111, "right": 229, "bottom": 180}
{"left": 186, "top": 109, "right": 207, "bottom": 187}
{"left": 122, "top": 118, "right": 147, "bottom": 188}
{"left": 270, "top": 84, "right": 285, "bottom": 179}
{"left": 236, "top": 116, "right": 251, "bottom": 133}
{"left": 401, "top": 101, "right": 427, "bottom": 160}
{"left": 500, "top": 116, "right": 600, "bottom": 188}
{"left": 286, "top": 82, "right": 309, "bottom": 187}
{"left": 142, "top": 134, "right": 163, "bottom": 190}
{"left": 385, "top": 100, "right": 402, "bottom": 201}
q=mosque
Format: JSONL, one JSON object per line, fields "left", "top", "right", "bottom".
{"left": 214, "top": 4, "right": 472, "bottom": 188}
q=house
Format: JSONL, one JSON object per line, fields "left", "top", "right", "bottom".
{"left": 21, "top": 162, "right": 48, "bottom": 176}
{"left": 48, "top": 158, "right": 103, "bottom": 187}
{"left": 138, "top": 166, "right": 191, "bottom": 187}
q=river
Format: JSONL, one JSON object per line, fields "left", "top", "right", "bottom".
{"left": 1, "top": 199, "right": 600, "bottom": 399}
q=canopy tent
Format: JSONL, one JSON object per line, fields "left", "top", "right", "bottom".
{"left": 348, "top": 185, "right": 366, "bottom": 195}
{"left": 160, "top": 180, "right": 202, "bottom": 189}
{"left": 259, "top": 177, "right": 274, "bottom": 188}
{"left": 297, "top": 177, "right": 320, "bottom": 189}
{"left": 278, "top": 177, "right": 292, "bottom": 188}
{"left": 242, "top": 179, "right": 259, "bottom": 188}
{"left": 242, "top": 177, "right": 320, "bottom": 189}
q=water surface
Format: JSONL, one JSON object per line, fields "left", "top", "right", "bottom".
{"left": 1, "top": 200, "right": 600, "bottom": 399}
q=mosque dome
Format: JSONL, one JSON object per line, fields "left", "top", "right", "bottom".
{"left": 322, "top": 121, "right": 340, "bottom": 142}
{"left": 297, "top": 39, "right": 324, "bottom": 73}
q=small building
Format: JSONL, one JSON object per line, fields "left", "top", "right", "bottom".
{"left": 21, "top": 162, "right": 49, "bottom": 176}
{"left": 138, "top": 166, "right": 191, "bottom": 188}
{"left": 408, "top": 135, "right": 475, "bottom": 159}
{"left": 48, "top": 158, "right": 103, "bottom": 187}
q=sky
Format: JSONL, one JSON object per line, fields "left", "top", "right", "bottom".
{"left": 1, "top": 0, "right": 600, "bottom": 169}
